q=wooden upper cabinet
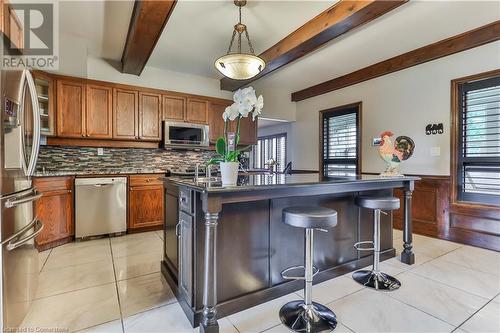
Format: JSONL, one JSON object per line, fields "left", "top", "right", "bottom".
{"left": 238, "top": 116, "right": 258, "bottom": 145}
{"left": 163, "top": 95, "right": 186, "bottom": 122}
{"left": 2, "top": 3, "right": 23, "bottom": 50}
{"left": 186, "top": 98, "right": 208, "bottom": 124}
{"left": 113, "top": 88, "right": 138, "bottom": 140}
{"left": 56, "top": 79, "right": 86, "bottom": 138}
{"left": 208, "top": 101, "right": 231, "bottom": 143}
{"left": 139, "top": 92, "right": 162, "bottom": 141}
{"left": 86, "top": 84, "right": 112, "bottom": 139}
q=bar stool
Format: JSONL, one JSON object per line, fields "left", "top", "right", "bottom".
{"left": 279, "top": 206, "right": 338, "bottom": 333}
{"left": 353, "top": 196, "right": 401, "bottom": 291}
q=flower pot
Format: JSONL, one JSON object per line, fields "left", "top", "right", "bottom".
{"left": 220, "top": 162, "right": 239, "bottom": 186}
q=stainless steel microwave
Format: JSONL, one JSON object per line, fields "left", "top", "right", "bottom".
{"left": 163, "top": 121, "right": 210, "bottom": 149}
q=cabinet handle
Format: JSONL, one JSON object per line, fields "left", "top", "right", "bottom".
{"left": 146, "top": 179, "right": 151, "bottom": 182}
{"left": 175, "top": 223, "right": 181, "bottom": 237}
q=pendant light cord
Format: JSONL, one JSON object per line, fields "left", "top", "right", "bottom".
{"left": 225, "top": 2, "right": 256, "bottom": 55}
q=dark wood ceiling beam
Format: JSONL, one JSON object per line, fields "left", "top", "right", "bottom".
{"left": 121, "top": 0, "right": 177, "bottom": 76}
{"left": 220, "top": 0, "right": 408, "bottom": 91}
{"left": 291, "top": 21, "right": 500, "bottom": 102}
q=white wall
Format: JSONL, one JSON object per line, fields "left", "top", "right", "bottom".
{"left": 292, "top": 42, "right": 500, "bottom": 175}
{"left": 252, "top": 80, "right": 297, "bottom": 122}
{"left": 86, "top": 57, "right": 232, "bottom": 99}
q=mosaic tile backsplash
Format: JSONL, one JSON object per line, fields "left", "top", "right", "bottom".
{"left": 35, "top": 145, "right": 215, "bottom": 176}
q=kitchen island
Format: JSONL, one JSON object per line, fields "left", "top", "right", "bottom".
{"left": 161, "top": 174, "right": 419, "bottom": 333}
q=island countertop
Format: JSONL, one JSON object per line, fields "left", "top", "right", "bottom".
{"left": 165, "top": 173, "right": 420, "bottom": 193}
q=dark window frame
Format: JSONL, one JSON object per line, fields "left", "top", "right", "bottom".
{"left": 319, "top": 102, "right": 362, "bottom": 177}
{"left": 455, "top": 74, "right": 500, "bottom": 206}
{"left": 451, "top": 69, "right": 500, "bottom": 208}
{"left": 252, "top": 132, "right": 287, "bottom": 172}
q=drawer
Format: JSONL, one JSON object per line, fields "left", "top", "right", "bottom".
{"left": 179, "top": 188, "right": 192, "bottom": 214}
{"left": 129, "top": 174, "right": 163, "bottom": 187}
{"left": 34, "top": 176, "right": 73, "bottom": 192}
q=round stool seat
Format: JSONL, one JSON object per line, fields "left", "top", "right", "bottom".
{"left": 355, "top": 196, "right": 400, "bottom": 210}
{"left": 283, "top": 206, "right": 338, "bottom": 229}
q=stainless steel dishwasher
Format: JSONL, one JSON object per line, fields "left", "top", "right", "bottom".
{"left": 75, "top": 177, "right": 127, "bottom": 238}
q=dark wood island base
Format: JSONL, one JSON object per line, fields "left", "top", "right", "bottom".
{"left": 161, "top": 174, "right": 418, "bottom": 331}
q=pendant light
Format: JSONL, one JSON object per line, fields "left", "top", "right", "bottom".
{"left": 215, "top": 0, "right": 265, "bottom": 80}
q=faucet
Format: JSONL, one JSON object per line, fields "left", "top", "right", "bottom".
{"left": 195, "top": 163, "right": 201, "bottom": 182}
{"left": 195, "top": 163, "right": 213, "bottom": 182}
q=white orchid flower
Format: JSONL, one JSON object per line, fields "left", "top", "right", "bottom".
{"left": 237, "top": 100, "right": 253, "bottom": 118}
{"left": 222, "top": 103, "right": 240, "bottom": 121}
{"left": 233, "top": 86, "right": 256, "bottom": 104}
{"left": 253, "top": 95, "right": 263, "bottom": 120}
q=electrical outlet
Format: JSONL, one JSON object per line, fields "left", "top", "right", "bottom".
{"left": 97, "top": 148, "right": 104, "bottom": 156}
{"left": 430, "top": 147, "right": 441, "bottom": 156}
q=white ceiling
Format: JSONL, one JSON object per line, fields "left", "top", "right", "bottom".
{"left": 253, "top": 0, "right": 500, "bottom": 93}
{"left": 57, "top": 0, "right": 333, "bottom": 77}
{"left": 56, "top": 0, "right": 500, "bottom": 94}
{"left": 147, "top": 0, "right": 334, "bottom": 77}
{"left": 58, "top": 0, "right": 133, "bottom": 60}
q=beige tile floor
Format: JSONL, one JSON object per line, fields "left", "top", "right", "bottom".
{"left": 24, "top": 230, "right": 500, "bottom": 333}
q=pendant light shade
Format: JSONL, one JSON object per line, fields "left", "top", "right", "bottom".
{"left": 215, "top": 53, "right": 265, "bottom": 80}
{"left": 215, "top": 0, "right": 265, "bottom": 80}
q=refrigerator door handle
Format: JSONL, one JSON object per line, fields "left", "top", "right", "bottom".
{"left": 6, "top": 219, "right": 43, "bottom": 251}
{"left": 25, "top": 70, "right": 41, "bottom": 177}
{"left": 1, "top": 216, "right": 39, "bottom": 246}
{"left": 4, "top": 191, "right": 42, "bottom": 208}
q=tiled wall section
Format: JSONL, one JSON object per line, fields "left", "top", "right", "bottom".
{"left": 36, "top": 145, "right": 215, "bottom": 174}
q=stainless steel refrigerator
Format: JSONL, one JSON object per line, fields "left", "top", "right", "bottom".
{"left": 0, "top": 68, "right": 43, "bottom": 329}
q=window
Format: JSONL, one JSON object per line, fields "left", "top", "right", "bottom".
{"left": 456, "top": 74, "right": 500, "bottom": 205}
{"left": 320, "top": 103, "right": 361, "bottom": 177}
{"left": 252, "top": 133, "right": 287, "bottom": 172}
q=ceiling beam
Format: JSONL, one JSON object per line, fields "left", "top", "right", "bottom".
{"left": 292, "top": 21, "right": 500, "bottom": 102}
{"left": 121, "top": 0, "right": 177, "bottom": 76}
{"left": 219, "top": 0, "right": 408, "bottom": 91}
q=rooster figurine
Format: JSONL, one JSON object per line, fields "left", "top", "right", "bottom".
{"left": 378, "top": 131, "right": 415, "bottom": 176}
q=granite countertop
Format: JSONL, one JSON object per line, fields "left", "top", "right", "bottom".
{"left": 34, "top": 168, "right": 171, "bottom": 177}
{"left": 166, "top": 173, "right": 420, "bottom": 193}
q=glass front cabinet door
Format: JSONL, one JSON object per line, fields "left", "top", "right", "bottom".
{"left": 33, "top": 72, "right": 55, "bottom": 136}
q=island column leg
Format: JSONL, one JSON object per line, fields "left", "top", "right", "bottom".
{"left": 200, "top": 211, "right": 219, "bottom": 333}
{"left": 401, "top": 182, "right": 415, "bottom": 265}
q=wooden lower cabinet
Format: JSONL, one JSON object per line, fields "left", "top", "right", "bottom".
{"left": 128, "top": 174, "right": 164, "bottom": 231}
{"left": 34, "top": 177, "right": 74, "bottom": 250}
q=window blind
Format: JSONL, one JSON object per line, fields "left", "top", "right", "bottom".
{"left": 458, "top": 76, "right": 500, "bottom": 205}
{"left": 252, "top": 133, "right": 287, "bottom": 172}
{"left": 322, "top": 107, "right": 360, "bottom": 177}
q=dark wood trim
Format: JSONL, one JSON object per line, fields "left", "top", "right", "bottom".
{"left": 318, "top": 102, "right": 362, "bottom": 177}
{"left": 46, "top": 137, "right": 159, "bottom": 149}
{"left": 392, "top": 174, "right": 500, "bottom": 252}
{"left": 292, "top": 21, "right": 500, "bottom": 102}
{"left": 121, "top": 0, "right": 177, "bottom": 75}
{"left": 220, "top": 0, "right": 407, "bottom": 91}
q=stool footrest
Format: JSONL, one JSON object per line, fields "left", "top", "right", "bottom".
{"left": 281, "top": 265, "right": 319, "bottom": 280}
{"left": 353, "top": 241, "right": 375, "bottom": 251}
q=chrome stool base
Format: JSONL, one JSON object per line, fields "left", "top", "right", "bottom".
{"left": 279, "top": 300, "right": 337, "bottom": 333}
{"left": 352, "top": 270, "right": 401, "bottom": 291}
